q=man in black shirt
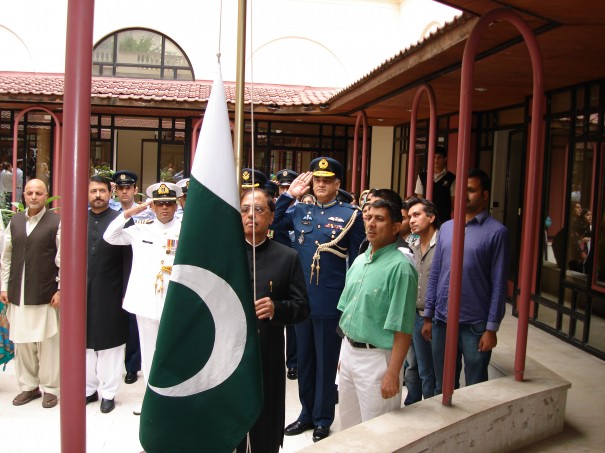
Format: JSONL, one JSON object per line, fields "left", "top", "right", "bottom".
{"left": 415, "top": 146, "right": 455, "bottom": 225}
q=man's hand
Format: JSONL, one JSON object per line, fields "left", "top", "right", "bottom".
{"left": 478, "top": 330, "right": 497, "bottom": 352}
{"left": 124, "top": 201, "right": 151, "bottom": 219}
{"left": 50, "top": 290, "right": 61, "bottom": 308}
{"left": 0, "top": 291, "right": 9, "bottom": 304}
{"left": 254, "top": 297, "right": 275, "bottom": 320}
{"left": 286, "top": 172, "right": 313, "bottom": 199}
{"left": 422, "top": 317, "right": 432, "bottom": 341}
{"left": 381, "top": 370, "right": 400, "bottom": 399}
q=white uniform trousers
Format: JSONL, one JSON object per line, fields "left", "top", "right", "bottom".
{"left": 15, "top": 332, "right": 60, "bottom": 395}
{"left": 338, "top": 338, "right": 403, "bottom": 430}
{"left": 136, "top": 315, "right": 160, "bottom": 384}
{"left": 86, "top": 344, "right": 126, "bottom": 400}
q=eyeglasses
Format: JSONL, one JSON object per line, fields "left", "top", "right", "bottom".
{"left": 155, "top": 201, "right": 176, "bottom": 207}
{"left": 240, "top": 205, "right": 266, "bottom": 214}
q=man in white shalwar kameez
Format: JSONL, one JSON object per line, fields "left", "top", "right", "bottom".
{"left": 1, "top": 179, "right": 61, "bottom": 409}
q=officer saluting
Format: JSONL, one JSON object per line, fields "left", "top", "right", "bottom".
{"left": 103, "top": 181, "right": 182, "bottom": 414}
{"left": 273, "top": 157, "right": 365, "bottom": 442}
{"left": 175, "top": 178, "right": 189, "bottom": 220}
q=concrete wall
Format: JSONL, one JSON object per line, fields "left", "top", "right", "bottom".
{"left": 300, "top": 351, "right": 570, "bottom": 453}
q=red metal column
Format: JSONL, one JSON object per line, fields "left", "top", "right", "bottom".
{"left": 358, "top": 111, "right": 368, "bottom": 193}
{"left": 351, "top": 114, "right": 361, "bottom": 193}
{"left": 60, "top": 1, "right": 95, "bottom": 452}
{"left": 443, "top": 7, "right": 544, "bottom": 406}
{"left": 406, "top": 83, "right": 437, "bottom": 199}
{"left": 11, "top": 106, "right": 62, "bottom": 205}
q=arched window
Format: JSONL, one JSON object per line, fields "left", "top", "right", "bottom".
{"left": 92, "top": 28, "right": 194, "bottom": 80}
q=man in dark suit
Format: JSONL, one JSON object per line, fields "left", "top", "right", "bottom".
{"left": 85, "top": 175, "right": 130, "bottom": 413}
{"left": 237, "top": 188, "right": 309, "bottom": 453}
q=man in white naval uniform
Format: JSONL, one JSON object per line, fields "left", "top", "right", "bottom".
{"left": 103, "top": 181, "right": 182, "bottom": 414}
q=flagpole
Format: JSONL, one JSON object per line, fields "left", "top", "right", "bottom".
{"left": 234, "top": 0, "right": 247, "bottom": 187}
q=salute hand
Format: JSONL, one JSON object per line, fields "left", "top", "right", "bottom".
{"left": 287, "top": 172, "right": 313, "bottom": 198}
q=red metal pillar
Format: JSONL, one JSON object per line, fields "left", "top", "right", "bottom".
{"left": 443, "top": 8, "right": 544, "bottom": 406}
{"left": 351, "top": 115, "right": 361, "bottom": 193}
{"left": 406, "top": 83, "right": 437, "bottom": 199}
{"left": 60, "top": 1, "right": 95, "bottom": 451}
{"left": 352, "top": 111, "right": 368, "bottom": 194}
{"left": 11, "top": 107, "right": 62, "bottom": 206}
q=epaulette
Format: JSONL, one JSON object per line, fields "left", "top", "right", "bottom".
{"left": 338, "top": 201, "right": 358, "bottom": 210}
{"left": 135, "top": 219, "right": 155, "bottom": 224}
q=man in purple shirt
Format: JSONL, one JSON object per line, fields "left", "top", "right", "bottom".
{"left": 422, "top": 169, "right": 509, "bottom": 393}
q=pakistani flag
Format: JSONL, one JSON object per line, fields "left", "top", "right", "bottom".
{"left": 139, "top": 66, "right": 262, "bottom": 452}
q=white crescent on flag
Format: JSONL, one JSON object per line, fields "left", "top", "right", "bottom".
{"left": 148, "top": 264, "right": 247, "bottom": 397}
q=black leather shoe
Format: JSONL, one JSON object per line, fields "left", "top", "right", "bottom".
{"left": 312, "top": 426, "right": 330, "bottom": 442}
{"left": 287, "top": 368, "right": 298, "bottom": 380}
{"left": 85, "top": 391, "right": 98, "bottom": 405}
{"left": 284, "top": 420, "right": 314, "bottom": 436}
{"left": 124, "top": 372, "right": 138, "bottom": 384}
{"left": 100, "top": 398, "right": 115, "bottom": 413}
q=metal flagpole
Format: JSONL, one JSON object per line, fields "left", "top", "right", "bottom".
{"left": 234, "top": 0, "right": 247, "bottom": 187}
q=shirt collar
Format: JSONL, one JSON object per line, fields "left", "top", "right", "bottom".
{"left": 316, "top": 199, "right": 338, "bottom": 209}
{"left": 467, "top": 210, "right": 490, "bottom": 225}
{"left": 246, "top": 237, "right": 268, "bottom": 248}
{"left": 366, "top": 240, "right": 398, "bottom": 262}
{"left": 434, "top": 168, "right": 447, "bottom": 180}
{"left": 25, "top": 206, "right": 46, "bottom": 221}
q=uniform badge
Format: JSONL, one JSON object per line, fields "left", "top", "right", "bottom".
{"left": 120, "top": 174, "right": 127, "bottom": 180}
{"left": 158, "top": 184, "right": 170, "bottom": 195}
{"left": 242, "top": 171, "right": 251, "bottom": 181}
{"left": 165, "top": 238, "right": 178, "bottom": 255}
{"left": 302, "top": 212, "right": 313, "bottom": 225}
{"left": 319, "top": 158, "right": 329, "bottom": 169}
{"left": 298, "top": 230, "right": 305, "bottom": 245}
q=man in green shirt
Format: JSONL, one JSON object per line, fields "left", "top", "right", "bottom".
{"left": 337, "top": 199, "right": 417, "bottom": 430}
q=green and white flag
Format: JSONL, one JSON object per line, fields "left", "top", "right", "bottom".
{"left": 140, "top": 66, "right": 262, "bottom": 452}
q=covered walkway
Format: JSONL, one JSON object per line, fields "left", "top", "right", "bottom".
{"left": 0, "top": 305, "right": 602, "bottom": 452}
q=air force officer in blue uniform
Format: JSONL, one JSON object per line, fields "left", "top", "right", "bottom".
{"left": 272, "top": 157, "right": 365, "bottom": 442}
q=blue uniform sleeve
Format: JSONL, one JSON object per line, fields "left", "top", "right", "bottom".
{"left": 271, "top": 193, "right": 295, "bottom": 231}
{"left": 346, "top": 209, "right": 366, "bottom": 265}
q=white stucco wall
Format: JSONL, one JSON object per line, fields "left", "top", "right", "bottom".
{"left": 0, "top": 0, "right": 459, "bottom": 86}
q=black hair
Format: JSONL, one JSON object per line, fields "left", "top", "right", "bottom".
{"left": 240, "top": 188, "right": 275, "bottom": 213}
{"left": 90, "top": 174, "right": 111, "bottom": 191}
{"left": 370, "top": 199, "right": 403, "bottom": 223}
{"left": 468, "top": 168, "right": 491, "bottom": 193}
{"left": 435, "top": 146, "right": 447, "bottom": 157}
{"left": 372, "top": 188, "right": 403, "bottom": 209}
{"left": 406, "top": 196, "right": 440, "bottom": 229}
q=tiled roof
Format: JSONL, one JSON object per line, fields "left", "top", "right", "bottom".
{"left": 0, "top": 72, "right": 338, "bottom": 106}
